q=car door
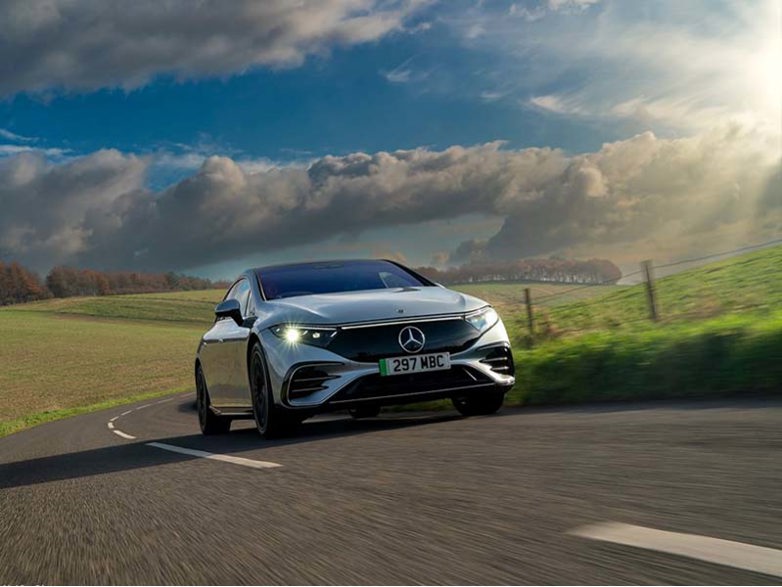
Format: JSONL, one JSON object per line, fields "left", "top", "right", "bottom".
{"left": 200, "top": 281, "right": 242, "bottom": 407}
{"left": 221, "top": 278, "right": 255, "bottom": 407}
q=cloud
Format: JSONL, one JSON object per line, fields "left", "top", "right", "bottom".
{"left": 528, "top": 94, "right": 587, "bottom": 115}
{"left": 0, "top": 145, "right": 69, "bottom": 158}
{"left": 0, "top": 125, "right": 778, "bottom": 272}
{"left": 383, "top": 68, "right": 414, "bottom": 84}
{"left": 380, "top": 55, "right": 430, "bottom": 84}
{"left": 480, "top": 90, "right": 507, "bottom": 102}
{"left": 508, "top": 0, "right": 599, "bottom": 21}
{"left": 456, "top": 0, "right": 781, "bottom": 136}
{"left": 546, "top": 0, "right": 601, "bottom": 11}
{"left": 0, "top": 128, "right": 34, "bottom": 142}
{"left": 0, "top": 150, "right": 147, "bottom": 268}
{"left": 0, "top": 0, "right": 430, "bottom": 96}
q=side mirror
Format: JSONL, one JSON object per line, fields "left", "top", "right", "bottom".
{"left": 215, "top": 299, "right": 243, "bottom": 326}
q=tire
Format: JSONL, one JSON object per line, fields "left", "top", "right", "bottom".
{"left": 249, "top": 343, "right": 299, "bottom": 438}
{"left": 196, "top": 364, "right": 231, "bottom": 435}
{"left": 348, "top": 405, "right": 381, "bottom": 419}
{"left": 452, "top": 391, "right": 505, "bottom": 417}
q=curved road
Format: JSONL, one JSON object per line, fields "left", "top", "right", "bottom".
{"left": 1, "top": 395, "right": 781, "bottom": 584}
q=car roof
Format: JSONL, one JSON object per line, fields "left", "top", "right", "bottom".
{"left": 252, "top": 258, "right": 397, "bottom": 275}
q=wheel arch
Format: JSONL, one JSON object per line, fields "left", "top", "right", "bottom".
{"left": 247, "top": 332, "right": 261, "bottom": 372}
{"left": 246, "top": 333, "right": 278, "bottom": 407}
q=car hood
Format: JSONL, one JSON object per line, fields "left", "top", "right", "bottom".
{"left": 257, "top": 286, "right": 487, "bottom": 326}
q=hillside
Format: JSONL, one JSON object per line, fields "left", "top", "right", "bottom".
{"left": 535, "top": 244, "right": 782, "bottom": 336}
{"left": 2, "top": 247, "right": 780, "bottom": 436}
{"left": 453, "top": 281, "right": 621, "bottom": 316}
{"left": 505, "top": 244, "right": 782, "bottom": 406}
{"left": 10, "top": 288, "right": 224, "bottom": 324}
{"left": 0, "top": 290, "right": 226, "bottom": 437}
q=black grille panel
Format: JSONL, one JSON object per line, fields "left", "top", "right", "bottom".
{"left": 329, "top": 366, "right": 492, "bottom": 403}
{"left": 480, "top": 346, "right": 515, "bottom": 376}
{"left": 328, "top": 318, "right": 480, "bottom": 362}
{"left": 288, "top": 366, "right": 338, "bottom": 399}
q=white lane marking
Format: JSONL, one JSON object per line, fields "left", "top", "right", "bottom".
{"left": 570, "top": 522, "right": 782, "bottom": 578}
{"left": 108, "top": 395, "right": 184, "bottom": 441}
{"left": 147, "top": 442, "right": 282, "bottom": 470}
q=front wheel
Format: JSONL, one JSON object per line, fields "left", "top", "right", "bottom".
{"left": 196, "top": 364, "right": 231, "bottom": 435}
{"left": 452, "top": 392, "right": 505, "bottom": 417}
{"left": 249, "top": 343, "right": 299, "bottom": 438}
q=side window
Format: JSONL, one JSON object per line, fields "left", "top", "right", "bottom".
{"left": 223, "top": 282, "right": 240, "bottom": 302}
{"left": 220, "top": 279, "right": 252, "bottom": 321}
{"left": 245, "top": 285, "right": 257, "bottom": 317}
{"left": 233, "top": 279, "right": 252, "bottom": 318}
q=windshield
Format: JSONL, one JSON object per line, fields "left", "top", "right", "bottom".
{"left": 259, "top": 261, "right": 431, "bottom": 299}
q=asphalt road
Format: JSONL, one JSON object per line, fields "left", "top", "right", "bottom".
{"left": 1, "top": 395, "right": 781, "bottom": 585}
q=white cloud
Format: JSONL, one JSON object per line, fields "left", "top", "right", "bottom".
{"left": 547, "top": 0, "right": 601, "bottom": 12}
{"left": 380, "top": 55, "right": 430, "bottom": 84}
{"left": 458, "top": 0, "right": 782, "bottom": 137}
{"left": 0, "top": 128, "right": 34, "bottom": 142}
{"left": 528, "top": 94, "right": 587, "bottom": 115}
{"left": 383, "top": 68, "right": 413, "bottom": 83}
{"left": 0, "top": 125, "right": 778, "bottom": 271}
{"left": 0, "top": 0, "right": 431, "bottom": 96}
{"left": 480, "top": 90, "right": 507, "bottom": 102}
{"left": 0, "top": 144, "right": 70, "bottom": 158}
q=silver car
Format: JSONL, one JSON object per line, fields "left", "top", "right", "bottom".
{"left": 195, "top": 259, "right": 515, "bottom": 437}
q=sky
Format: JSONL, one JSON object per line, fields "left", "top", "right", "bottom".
{"left": 0, "top": 0, "right": 780, "bottom": 279}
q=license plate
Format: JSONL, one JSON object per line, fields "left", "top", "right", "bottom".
{"left": 379, "top": 353, "right": 450, "bottom": 376}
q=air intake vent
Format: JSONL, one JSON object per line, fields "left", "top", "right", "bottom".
{"left": 480, "top": 346, "right": 515, "bottom": 376}
{"left": 288, "top": 366, "right": 338, "bottom": 399}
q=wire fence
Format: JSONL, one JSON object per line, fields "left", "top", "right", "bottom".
{"left": 519, "top": 237, "right": 782, "bottom": 342}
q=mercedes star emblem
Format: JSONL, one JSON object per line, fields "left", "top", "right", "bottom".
{"left": 398, "top": 326, "right": 425, "bottom": 354}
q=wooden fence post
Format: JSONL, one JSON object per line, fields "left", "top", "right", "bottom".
{"left": 524, "top": 287, "right": 535, "bottom": 336}
{"left": 641, "top": 260, "right": 659, "bottom": 322}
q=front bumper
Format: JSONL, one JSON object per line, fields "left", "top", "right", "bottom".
{"left": 260, "top": 318, "right": 515, "bottom": 410}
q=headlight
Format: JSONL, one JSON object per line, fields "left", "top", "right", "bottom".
{"left": 464, "top": 306, "right": 499, "bottom": 332}
{"left": 270, "top": 325, "right": 338, "bottom": 348}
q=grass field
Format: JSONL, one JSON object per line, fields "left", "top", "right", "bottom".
{"left": 1, "top": 246, "right": 779, "bottom": 436}
{"left": 0, "top": 310, "right": 206, "bottom": 436}
{"left": 1, "top": 280, "right": 598, "bottom": 436}
{"left": 505, "top": 244, "right": 782, "bottom": 406}
{"left": 535, "top": 245, "right": 782, "bottom": 336}
{"left": 0, "top": 290, "right": 226, "bottom": 437}
{"left": 11, "top": 289, "right": 224, "bottom": 324}
{"left": 450, "top": 281, "right": 620, "bottom": 317}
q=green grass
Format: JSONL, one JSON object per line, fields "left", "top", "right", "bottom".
{"left": 12, "top": 288, "right": 225, "bottom": 324}
{"left": 0, "top": 290, "right": 224, "bottom": 437}
{"left": 536, "top": 245, "right": 782, "bottom": 335}
{"left": 501, "top": 245, "right": 782, "bottom": 406}
{"left": 452, "top": 281, "right": 621, "bottom": 317}
{"left": 0, "top": 309, "right": 209, "bottom": 425}
{"left": 507, "top": 311, "right": 782, "bottom": 406}
{"left": 2, "top": 245, "right": 780, "bottom": 436}
{"left": 0, "top": 388, "right": 190, "bottom": 438}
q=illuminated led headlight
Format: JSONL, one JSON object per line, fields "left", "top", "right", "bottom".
{"left": 270, "top": 325, "right": 338, "bottom": 347}
{"left": 464, "top": 306, "right": 499, "bottom": 332}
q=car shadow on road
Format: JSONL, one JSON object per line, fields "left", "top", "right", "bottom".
{"left": 0, "top": 410, "right": 463, "bottom": 490}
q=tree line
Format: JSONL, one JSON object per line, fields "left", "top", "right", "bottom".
{"left": 415, "top": 257, "right": 622, "bottom": 285}
{"left": 1, "top": 256, "right": 623, "bottom": 307}
{"left": 0, "top": 262, "right": 229, "bottom": 306}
